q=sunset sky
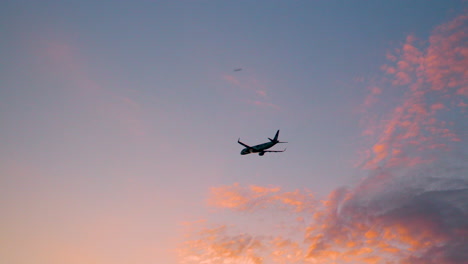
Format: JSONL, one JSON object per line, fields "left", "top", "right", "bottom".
{"left": 1, "top": 1, "right": 467, "bottom": 264}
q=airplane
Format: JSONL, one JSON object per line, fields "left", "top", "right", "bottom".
{"left": 238, "top": 130, "right": 287, "bottom": 156}
{"left": 234, "top": 68, "right": 242, "bottom": 72}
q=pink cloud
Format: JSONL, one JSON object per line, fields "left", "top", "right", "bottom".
{"left": 370, "top": 86, "right": 382, "bottom": 95}
{"left": 457, "top": 86, "right": 468, "bottom": 96}
{"left": 255, "top": 90, "right": 267, "bottom": 97}
{"left": 248, "top": 100, "right": 281, "bottom": 110}
{"left": 425, "top": 15, "right": 468, "bottom": 93}
{"left": 397, "top": 60, "right": 412, "bottom": 71}
{"left": 361, "top": 13, "right": 467, "bottom": 169}
{"left": 35, "top": 37, "right": 147, "bottom": 137}
{"left": 222, "top": 74, "right": 241, "bottom": 86}
{"left": 393, "top": 71, "right": 412, "bottom": 85}
{"left": 222, "top": 72, "right": 279, "bottom": 109}
{"left": 386, "top": 52, "right": 398, "bottom": 62}
{"left": 431, "top": 103, "right": 445, "bottom": 111}
{"left": 360, "top": 85, "right": 384, "bottom": 116}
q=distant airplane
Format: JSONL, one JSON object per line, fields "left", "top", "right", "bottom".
{"left": 238, "top": 130, "right": 287, "bottom": 156}
{"left": 234, "top": 68, "right": 242, "bottom": 72}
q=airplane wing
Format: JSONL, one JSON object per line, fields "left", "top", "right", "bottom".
{"left": 237, "top": 138, "right": 252, "bottom": 148}
{"left": 263, "top": 148, "right": 287, "bottom": 153}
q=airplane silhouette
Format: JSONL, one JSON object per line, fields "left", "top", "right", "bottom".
{"left": 238, "top": 130, "right": 287, "bottom": 156}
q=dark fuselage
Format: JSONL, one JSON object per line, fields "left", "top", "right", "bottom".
{"left": 240, "top": 141, "right": 276, "bottom": 155}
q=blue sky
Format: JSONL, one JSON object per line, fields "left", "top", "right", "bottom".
{"left": 1, "top": 1, "right": 467, "bottom": 263}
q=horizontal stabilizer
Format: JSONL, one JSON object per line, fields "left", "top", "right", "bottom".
{"left": 264, "top": 148, "right": 286, "bottom": 153}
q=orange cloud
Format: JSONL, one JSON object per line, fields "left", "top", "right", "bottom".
{"left": 208, "top": 183, "right": 253, "bottom": 210}
{"left": 181, "top": 178, "right": 468, "bottom": 263}
{"left": 178, "top": 223, "right": 265, "bottom": 264}
{"left": 208, "top": 183, "right": 316, "bottom": 213}
{"left": 250, "top": 184, "right": 281, "bottom": 194}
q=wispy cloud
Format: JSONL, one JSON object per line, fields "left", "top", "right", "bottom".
{"left": 246, "top": 100, "right": 282, "bottom": 110}
{"left": 208, "top": 183, "right": 315, "bottom": 213}
{"left": 223, "top": 74, "right": 242, "bottom": 86}
{"left": 222, "top": 73, "right": 280, "bottom": 110}
{"left": 361, "top": 86, "right": 383, "bottom": 111}
{"left": 35, "top": 36, "right": 147, "bottom": 137}
{"left": 179, "top": 13, "right": 468, "bottom": 264}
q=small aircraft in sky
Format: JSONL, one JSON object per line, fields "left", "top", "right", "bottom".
{"left": 238, "top": 130, "right": 287, "bottom": 156}
{"left": 234, "top": 68, "right": 242, "bottom": 72}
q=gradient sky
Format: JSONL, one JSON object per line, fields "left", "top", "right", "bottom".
{"left": 1, "top": 1, "right": 467, "bottom": 264}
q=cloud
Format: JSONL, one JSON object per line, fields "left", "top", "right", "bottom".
{"left": 222, "top": 74, "right": 241, "bottom": 86}
{"left": 255, "top": 90, "right": 267, "bottom": 97}
{"left": 361, "top": 86, "right": 382, "bottom": 109}
{"left": 246, "top": 100, "right": 282, "bottom": 110}
{"left": 179, "top": 13, "right": 468, "bottom": 264}
{"left": 181, "top": 169, "right": 468, "bottom": 263}
{"left": 207, "top": 183, "right": 314, "bottom": 213}
{"left": 222, "top": 73, "right": 279, "bottom": 110}
{"left": 425, "top": 14, "right": 468, "bottom": 93}
{"left": 361, "top": 13, "right": 467, "bottom": 169}
{"left": 35, "top": 37, "right": 147, "bottom": 137}
{"left": 178, "top": 224, "right": 265, "bottom": 264}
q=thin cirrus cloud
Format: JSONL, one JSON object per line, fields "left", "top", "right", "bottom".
{"left": 35, "top": 36, "right": 147, "bottom": 137}
{"left": 179, "top": 13, "right": 467, "bottom": 264}
{"left": 207, "top": 183, "right": 315, "bottom": 213}
{"left": 222, "top": 73, "right": 280, "bottom": 110}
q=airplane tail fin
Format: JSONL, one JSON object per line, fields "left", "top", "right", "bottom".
{"left": 269, "top": 130, "right": 286, "bottom": 143}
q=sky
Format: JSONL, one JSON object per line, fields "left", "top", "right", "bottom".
{"left": 1, "top": 1, "right": 467, "bottom": 264}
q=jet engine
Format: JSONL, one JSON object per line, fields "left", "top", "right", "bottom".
{"left": 259, "top": 152, "right": 265, "bottom": 156}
